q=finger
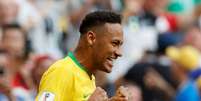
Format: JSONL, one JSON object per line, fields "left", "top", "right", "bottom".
{"left": 96, "top": 87, "right": 109, "bottom": 99}
{"left": 103, "top": 95, "right": 108, "bottom": 101}
{"left": 96, "top": 87, "right": 105, "bottom": 92}
{"left": 117, "top": 86, "right": 128, "bottom": 97}
{"left": 110, "top": 96, "right": 128, "bottom": 101}
{"left": 101, "top": 90, "right": 108, "bottom": 99}
{"left": 95, "top": 87, "right": 104, "bottom": 93}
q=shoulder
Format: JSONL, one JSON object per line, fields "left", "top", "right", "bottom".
{"left": 42, "top": 58, "right": 75, "bottom": 79}
{"left": 48, "top": 58, "right": 74, "bottom": 72}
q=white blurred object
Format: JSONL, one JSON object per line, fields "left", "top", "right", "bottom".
{"left": 156, "top": 16, "right": 169, "bottom": 33}
{"left": 12, "top": 87, "right": 34, "bottom": 101}
{"left": 16, "top": 0, "right": 42, "bottom": 28}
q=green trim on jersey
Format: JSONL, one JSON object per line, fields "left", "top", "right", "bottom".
{"left": 67, "top": 51, "right": 88, "bottom": 73}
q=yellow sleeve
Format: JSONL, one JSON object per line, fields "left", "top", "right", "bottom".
{"left": 35, "top": 61, "right": 74, "bottom": 101}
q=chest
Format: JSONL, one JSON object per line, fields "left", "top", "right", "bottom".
{"left": 72, "top": 73, "right": 96, "bottom": 101}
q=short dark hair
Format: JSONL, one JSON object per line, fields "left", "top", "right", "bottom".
{"left": 1, "top": 23, "right": 26, "bottom": 36}
{"left": 79, "top": 11, "right": 122, "bottom": 34}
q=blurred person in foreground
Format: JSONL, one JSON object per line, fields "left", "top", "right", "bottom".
{"left": 36, "top": 11, "right": 133, "bottom": 101}
{"left": 182, "top": 26, "right": 201, "bottom": 84}
{"left": 166, "top": 45, "right": 200, "bottom": 101}
{"left": 1, "top": 23, "right": 32, "bottom": 89}
{"left": 1, "top": 23, "right": 33, "bottom": 101}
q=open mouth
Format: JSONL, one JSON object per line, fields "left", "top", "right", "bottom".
{"left": 106, "top": 58, "right": 114, "bottom": 67}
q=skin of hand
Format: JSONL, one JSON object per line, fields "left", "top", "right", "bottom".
{"left": 88, "top": 87, "right": 108, "bottom": 101}
{"left": 109, "top": 86, "right": 129, "bottom": 101}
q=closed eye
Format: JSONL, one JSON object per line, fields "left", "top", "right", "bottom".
{"left": 112, "top": 40, "right": 123, "bottom": 47}
{"left": 112, "top": 41, "right": 118, "bottom": 47}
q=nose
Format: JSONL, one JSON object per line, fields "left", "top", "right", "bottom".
{"left": 115, "top": 48, "right": 122, "bottom": 58}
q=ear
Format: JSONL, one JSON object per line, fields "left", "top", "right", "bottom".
{"left": 86, "top": 31, "right": 96, "bottom": 46}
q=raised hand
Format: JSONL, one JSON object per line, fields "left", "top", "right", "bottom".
{"left": 88, "top": 87, "right": 108, "bottom": 101}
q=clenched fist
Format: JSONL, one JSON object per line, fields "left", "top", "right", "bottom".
{"left": 88, "top": 87, "right": 108, "bottom": 101}
{"left": 109, "top": 86, "right": 129, "bottom": 101}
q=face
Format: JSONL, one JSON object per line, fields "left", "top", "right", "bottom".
{"left": 90, "top": 23, "right": 123, "bottom": 73}
{"left": 2, "top": 29, "right": 25, "bottom": 56}
{"left": 144, "top": 0, "right": 169, "bottom": 11}
{"left": 125, "top": 0, "right": 144, "bottom": 14}
{"left": 0, "top": 0, "right": 18, "bottom": 25}
{"left": 184, "top": 28, "right": 201, "bottom": 52}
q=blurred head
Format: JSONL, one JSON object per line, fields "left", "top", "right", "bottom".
{"left": 166, "top": 46, "right": 200, "bottom": 81}
{"left": 0, "top": 0, "right": 19, "bottom": 25}
{"left": 123, "top": 0, "right": 144, "bottom": 15}
{"left": 79, "top": 11, "right": 123, "bottom": 73}
{"left": 1, "top": 23, "right": 30, "bottom": 59}
{"left": 183, "top": 26, "right": 201, "bottom": 52}
{"left": 31, "top": 55, "right": 54, "bottom": 87}
{"left": 143, "top": 0, "right": 169, "bottom": 13}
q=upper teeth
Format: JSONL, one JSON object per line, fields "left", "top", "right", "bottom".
{"left": 108, "top": 58, "right": 113, "bottom": 61}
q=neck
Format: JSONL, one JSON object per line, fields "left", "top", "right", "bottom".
{"left": 7, "top": 56, "right": 25, "bottom": 74}
{"left": 177, "top": 72, "right": 188, "bottom": 88}
{"left": 74, "top": 42, "right": 96, "bottom": 75}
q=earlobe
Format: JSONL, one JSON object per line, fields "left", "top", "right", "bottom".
{"left": 87, "top": 31, "right": 96, "bottom": 46}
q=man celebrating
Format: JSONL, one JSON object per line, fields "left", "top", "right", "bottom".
{"left": 36, "top": 11, "right": 129, "bottom": 101}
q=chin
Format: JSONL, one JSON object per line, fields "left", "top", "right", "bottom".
{"left": 99, "top": 68, "right": 111, "bottom": 73}
{"left": 102, "top": 66, "right": 112, "bottom": 73}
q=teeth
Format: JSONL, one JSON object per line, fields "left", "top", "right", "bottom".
{"left": 107, "top": 57, "right": 116, "bottom": 62}
{"left": 111, "top": 59, "right": 114, "bottom": 62}
{"left": 108, "top": 58, "right": 113, "bottom": 62}
{"left": 108, "top": 58, "right": 112, "bottom": 61}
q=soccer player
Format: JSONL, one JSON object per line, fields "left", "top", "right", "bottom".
{"left": 36, "top": 11, "right": 128, "bottom": 101}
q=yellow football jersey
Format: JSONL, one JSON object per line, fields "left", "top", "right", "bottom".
{"left": 35, "top": 52, "right": 96, "bottom": 101}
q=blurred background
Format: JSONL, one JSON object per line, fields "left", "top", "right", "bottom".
{"left": 0, "top": 0, "right": 201, "bottom": 101}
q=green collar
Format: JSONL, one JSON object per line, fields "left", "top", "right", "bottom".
{"left": 67, "top": 51, "right": 88, "bottom": 73}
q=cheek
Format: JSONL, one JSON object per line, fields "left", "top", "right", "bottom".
{"left": 94, "top": 42, "right": 114, "bottom": 62}
{"left": 102, "top": 46, "right": 114, "bottom": 57}
{"left": 3, "top": 38, "right": 25, "bottom": 49}
{"left": 15, "top": 41, "right": 25, "bottom": 49}
{"left": 4, "top": 40, "right": 15, "bottom": 49}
